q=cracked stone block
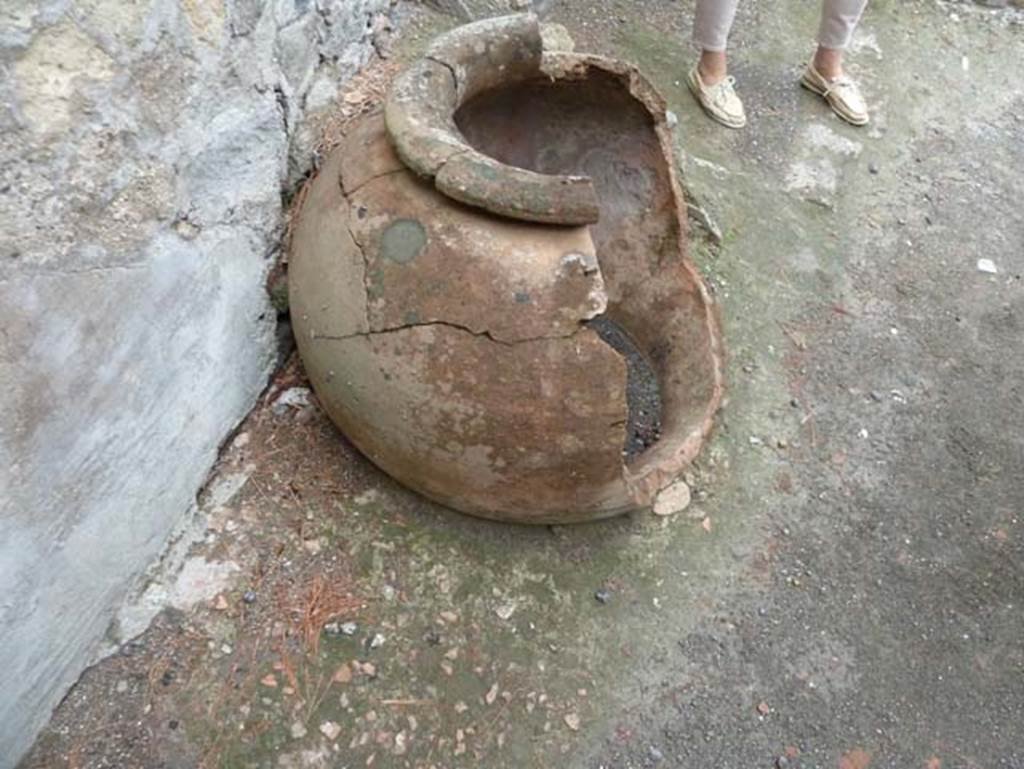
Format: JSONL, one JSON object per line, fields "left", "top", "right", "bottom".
{"left": 289, "top": 14, "right": 724, "bottom": 523}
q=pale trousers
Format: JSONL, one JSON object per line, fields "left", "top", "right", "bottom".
{"left": 693, "top": 0, "right": 869, "bottom": 52}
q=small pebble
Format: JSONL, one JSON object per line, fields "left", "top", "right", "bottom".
{"left": 977, "top": 258, "right": 998, "bottom": 274}
{"left": 594, "top": 587, "right": 612, "bottom": 604}
{"left": 319, "top": 721, "right": 342, "bottom": 741}
{"left": 273, "top": 387, "right": 311, "bottom": 416}
{"left": 653, "top": 479, "right": 691, "bottom": 516}
{"left": 485, "top": 682, "right": 499, "bottom": 705}
{"left": 332, "top": 664, "right": 352, "bottom": 684}
{"left": 120, "top": 640, "right": 143, "bottom": 657}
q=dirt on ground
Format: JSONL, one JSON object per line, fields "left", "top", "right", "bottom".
{"left": 19, "top": 0, "right": 1024, "bottom": 768}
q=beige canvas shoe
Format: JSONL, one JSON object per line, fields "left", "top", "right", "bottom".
{"left": 800, "top": 63, "right": 869, "bottom": 126}
{"left": 687, "top": 66, "right": 747, "bottom": 129}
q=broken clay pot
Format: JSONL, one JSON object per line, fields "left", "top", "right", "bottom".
{"left": 288, "top": 14, "right": 724, "bottom": 524}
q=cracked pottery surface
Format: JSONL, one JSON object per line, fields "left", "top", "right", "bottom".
{"left": 289, "top": 14, "right": 724, "bottom": 523}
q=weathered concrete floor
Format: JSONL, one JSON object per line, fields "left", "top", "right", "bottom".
{"left": 20, "top": 1, "right": 1024, "bottom": 767}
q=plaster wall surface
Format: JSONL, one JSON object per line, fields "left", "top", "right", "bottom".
{"left": 0, "top": 0, "right": 393, "bottom": 763}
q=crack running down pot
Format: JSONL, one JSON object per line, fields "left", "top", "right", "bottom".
{"left": 289, "top": 14, "right": 724, "bottom": 524}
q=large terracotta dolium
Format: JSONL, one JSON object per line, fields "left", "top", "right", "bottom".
{"left": 289, "top": 14, "right": 724, "bottom": 524}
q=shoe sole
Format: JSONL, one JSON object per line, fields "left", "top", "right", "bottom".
{"left": 687, "top": 71, "right": 747, "bottom": 129}
{"left": 799, "top": 74, "right": 869, "bottom": 126}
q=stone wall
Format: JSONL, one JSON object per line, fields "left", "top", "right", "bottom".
{"left": 0, "top": 0, "right": 393, "bottom": 764}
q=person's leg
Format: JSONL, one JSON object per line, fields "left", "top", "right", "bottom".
{"left": 693, "top": 0, "right": 740, "bottom": 85}
{"left": 800, "top": 0, "right": 870, "bottom": 125}
{"left": 688, "top": 0, "right": 746, "bottom": 128}
{"left": 814, "top": 0, "right": 868, "bottom": 77}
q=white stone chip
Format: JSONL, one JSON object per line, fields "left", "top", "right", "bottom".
{"left": 320, "top": 721, "right": 342, "bottom": 741}
{"left": 653, "top": 480, "right": 691, "bottom": 517}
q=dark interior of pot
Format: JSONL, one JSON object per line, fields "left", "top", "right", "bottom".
{"left": 454, "top": 69, "right": 719, "bottom": 473}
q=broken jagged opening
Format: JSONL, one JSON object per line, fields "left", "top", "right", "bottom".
{"left": 589, "top": 316, "right": 662, "bottom": 461}
{"left": 454, "top": 68, "right": 678, "bottom": 462}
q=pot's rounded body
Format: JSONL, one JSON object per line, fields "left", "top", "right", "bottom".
{"left": 289, "top": 15, "right": 724, "bottom": 523}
